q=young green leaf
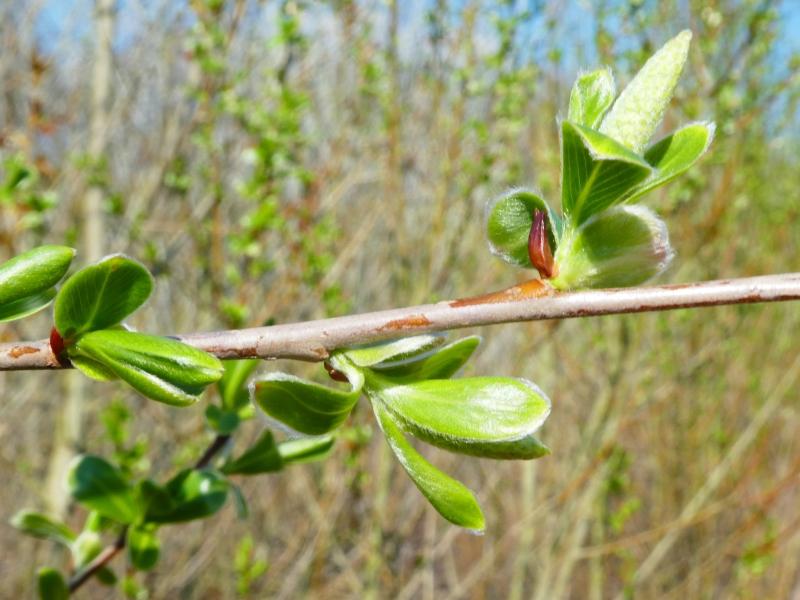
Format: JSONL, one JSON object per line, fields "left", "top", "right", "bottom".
{"left": 485, "top": 189, "right": 559, "bottom": 268}
{"left": 145, "top": 469, "right": 229, "bottom": 524}
{"left": 0, "top": 245, "right": 74, "bottom": 322}
{"left": 373, "top": 376, "right": 551, "bottom": 459}
{"left": 342, "top": 334, "right": 445, "bottom": 368}
{"left": 372, "top": 336, "right": 481, "bottom": 383}
{"left": 251, "top": 372, "right": 361, "bottom": 435}
{"left": 278, "top": 434, "right": 335, "bottom": 465}
{"left": 71, "top": 330, "right": 224, "bottom": 406}
{"left": 568, "top": 67, "right": 616, "bottom": 129}
{"left": 218, "top": 359, "right": 260, "bottom": 412}
{"left": 373, "top": 403, "right": 484, "bottom": 531}
{"left": 67, "top": 455, "right": 140, "bottom": 524}
{"left": 205, "top": 404, "right": 241, "bottom": 434}
{"left": 600, "top": 30, "right": 692, "bottom": 153}
{"left": 625, "top": 121, "right": 716, "bottom": 202}
{"left": 561, "top": 120, "right": 652, "bottom": 226}
{"left": 54, "top": 254, "right": 153, "bottom": 339}
{"left": 128, "top": 524, "right": 160, "bottom": 571}
{"left": 9, "top": 510, "right": 76, "bottom": 547}
{"left": 72, "top": 529, "right": 104, "bottom": 568}
{"left": 551, "top": 205, "right": 674, "bottom": 290}
{"left": 222, "top": 430, "right": 283, "bottom": 475}
{"left": 37, "top": 568, "right": 69, "bottom": 600}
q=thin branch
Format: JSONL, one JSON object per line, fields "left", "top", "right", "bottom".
{"left": 2, "top": 272, "right": 799, "bottom": 371}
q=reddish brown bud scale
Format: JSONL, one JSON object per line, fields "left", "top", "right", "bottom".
{"left": 528, "top": 210, "right": 556, "bottom": 279}
{"left": 49, "top": 327, "right": 70, "bottom": 367}
{"left": 324, "top": 360, "right": 349, "bottom": 382}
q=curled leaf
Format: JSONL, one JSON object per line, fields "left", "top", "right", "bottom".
{"left": 145, "top": 469, "right": 229, "bottom": 524}
{"left": 568, "top": 67, "right": 616, "bottom": 129}
{"left": 486, "top": 188, "right": 559, "bottom": 268}
{"left": 343, "top": 334, "right": 445, "bottom": 368}
{"left": 278, "top": 435, "right": 335, "bottom": 465}
{"left": 0, "top": 245, "right": 74, "bottom": 322}
{"left": 372, "top": 336, "right": 480, "bottom": 383}
{"left": 222, "top": 430, "right": 283, "bottom": 475}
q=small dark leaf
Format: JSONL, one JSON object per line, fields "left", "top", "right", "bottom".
{"left": 37, "top": 568, "right": 69, "bottom": 600}
{"left": 145, "top": 469, "right": 229, "bottom": 524}
{"left": 128, "top": 524, "right": 160, "bottom": 571}
{"left": 67, "top": 456, "right": 139, "bottom": 524}
{"left": 206, "top": 404, "right": 241, "bottom": 434}
{"left": 231, "top": 484, "right": 249, "bottom": 520}
{"left": 222, "top": 430, "right": 283, "bottom": 475}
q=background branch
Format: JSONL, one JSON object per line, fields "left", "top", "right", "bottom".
{"left": 2, "top": 272, "right": 799, "bottom": 371}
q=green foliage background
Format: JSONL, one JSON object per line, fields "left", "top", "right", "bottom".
{"left": 1, "top": 0, "right": 798, "bottom": 597}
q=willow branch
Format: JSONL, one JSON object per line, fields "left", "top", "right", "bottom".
{"left": 2, "top": 273, "right": 799, "bottom": 371}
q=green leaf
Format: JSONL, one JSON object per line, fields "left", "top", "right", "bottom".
{"left": 342, "top": 334, "right": 445, "bottom": 368}
{"left": 0, "top": 245, "right": 74, "bottom": 322}
{"left": 278, "top": 434, "right": 335, "bottom": 465}
{"left": 373, "top": 404, "right": 484, "bottom": 531}
{"left": 373, "top": 336, "right": 481, "bottom": 383}
{"left": 67, "top": 455, "right": 139, "bottom": 524}
{"left": 251, "top": 371, "right": 361, "bottom": 435}
{"left": 600, "top": 30, "right": 692, "bottom": 153}
{"left": 206, "top": 404, "right": 241, "bottom": 434}
{"left": 374, "top": 376, "right": 551, "bottom": 459}
{"left": 561, "top": 120, "right": 652, "bottom": 226}
{"left": 72, "top": 529, "right": 103, "bottom": 567}
{"left": 625, "top": 121, "right": 716, "bottom": 202}
{"left": 128, "top": 524, "right": 160, "bottom": 571}
{"left": 145, "top": 469, "right": 229, "bottom": 524}
{"left": 568, "top": 67, "right": 616, "bottom": 129}
{"left": 485, "top": 189, "right": 560, "bottom": 268}
{"left": 54, "top": 254, "right": 153, "bottom": 339}
{"left": 219, "top": 359, "right": 260, "bottom": 412}
{"left": 37, "top": 568, "right": 69, "bottom": 600}
{"left": 231, "top": 484, "right": 249, "bottom": 519}
{"left": 222, "top": 430, "right": 283, "bottom": 475}
{"left": 70, "top": 355, "right": 118, "bottom": 381}
{"left": 9, "top": 510, "right": 76, "bottom": 547}
{"left": 71, "top": 330, "right": 224, "bottom": 406}
{"left": 551, "top": 205, "right": 674, "bottom": 290}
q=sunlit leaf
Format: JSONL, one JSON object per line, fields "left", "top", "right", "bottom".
{"left": 222, "top": 430, "right": 283, "bottom": 475}
{"left": 374, "top": 376, "right": 551, "bottom": 459}
{"left": 568, "top": 67, "right": 615, "bottom": 129}
{"left": 145, "top": 469, "right": 229, "bottom": 524}
{"left": 128, "top": 524, "right": 160, "bottom": 571}
{"left": 72, "top": 330, "right": 224, "bottom": 406}
{"left": 485, "top": 189, "right": 560, "bottom": 267}
{"left": 600, "top": 30, "right": 692, "bottom": 153}
{"left": 0, "top": 245, "right": 74, "bottom": 322}
{"left": 373, "top": 403, "right": 484, "bottom": 531}
{"left": 552, "top": 205, "right": 674, "bottom": 290}
{"left": 67, "top": 455, "right": 139, "bottom": 524}
{"left": 278, "top": 434, "right": 335, "bottom": 465}
{"left": 373, "top": 336, "right": 481, "bottom": 383}
{"left": 342, "top": 334, "right": 445, "bottom": 368}
{"left": 218, "top": 359, "right": 260, "bottom": 412}
{"left": 54, "top": 254, "right": 153, "bottom": 339}
{"left": 9, "top": 510, "right": 76, "bottom": 547}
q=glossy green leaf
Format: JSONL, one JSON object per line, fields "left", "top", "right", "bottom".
{"left": 374, "top": 376, "right": 551, "bottom": 459}
{"left": 600, "top": 30, "right": 692, "bottom": 153}
{"left": 137, "top": 479, "right": 175, "bottom": 517}
{"left": 342, "top": 334, "right": 445, "bottom": 368}
{"left": 251, "top": 371, "right": 361, "bottom": 435}
{"left": 9, "top": 510, "right": 76, "bottom": 547}
{"left": 568, "top": 67, "right": 615, "bottom": 129}
{"left": 128, "top": 524, "right": 160, "bottom": 571}
{"left": 0, "top": 245, "right": 74, "bottom": 322}
{"left": 67, "top": 455, "right": 139, "bottom": 524}
{"left": 206, "top": 404, "right": 241, "bottom": 434}
{"left": 485, "top": 189, "right": 560, "bottom": 267}
{"left": 561, "top": 120, "right": 652, "bottom": 226}
{"left": 278, "top": 434, "right": 335, "bottom": 465}
{"left": 222, "top": 430, "right": 283, "bottom": 475}
{"left": 72, "top": 330, "right": 224, "bottom": 406}
{"left": 54, "top": 254, "right": 153, "bottom": 339}
{"left": 145, "top": 469, "right": 229, "bottom": 524}
{"left": 373, "top": 336, "right": 481, "bottom": 383}
{"left": 552, "top": 205, "right": 674, "bottom": 290}
{"left": 373, "top": 404, "right": 484, "bottom": 531}
{"left": 219, "top": 359, "right": 260, "bottom": 412}
{"left": 37, "top": 568, "right": 69, "bottom": 600}
{"left": 625, "top": 121, "right": 716, "bottom": 202}
{"left": 70, "top": 355, "right": 118, "bottom": 381}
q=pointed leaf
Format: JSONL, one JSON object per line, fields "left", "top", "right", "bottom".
{"left": 37, "top": 568, "right": 69, "bottom": 600}
{"left": 625, "top": 121, "right": 715, "bottom": 202}
{"left": 343, "top": 335, "right": 445, "bottom": 368}
{"left": 222, "top": 430, "right": 283, "bottom": 475}
{"left": 552, "top": 205, "right": 674, "bottom": 290}
{"left": 67, "top": 455, "right": 139, "bottom": 524}
{"left": 205, "top": 404, "right": 240, "bottom": 434}
{"left": 218, "top": 359, "right": 260, "bottom": 412}
{"left": 373, "top": 403, "right": 484, "bottom": 531}
{"left": 568, "top": 67, "right": 616, "bottom": 128}
{"left": 72, "top": 330, "right": 224, "bottom": 406}
{"left": 251, "top": 371, "right": 361, "bottom": 435}
{"left": 0, "top": 245, "right": 74, "bottom": 322}
{"left": 128, "top": 524, "right": 160, "bottom": 571}
{"left": 145, "top": 469, "right": 229, "bottom": 524}
{"left": 561, "top": 120, "right": 652, "bottom": 226}
{"left": 600, "top": 30, "right": 692, "bottom": 153}
{"left": 10, "top": 510, "right": 76, "bottom": 547}
{"left": 485, "top": 189, "right": 560, "bottom": 267}
{"left": 54, "top": 254, "right": 153, "bottom": 339}
{"left": 375, "top": 376, "right": 551, "bottom": 459}
{"left": 278, "top": 434, "right": 335, "bottom": 465}
{"left": 373, "top": 336, "right": 481, "bottom": 383}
